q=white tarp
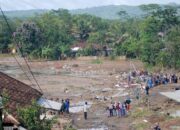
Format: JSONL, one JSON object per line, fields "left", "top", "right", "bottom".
{"left": 37, "top": 98, "right": 92, "bottom": 113}
{"left": 160, "top": 90, "right": 180, "bottom": 102}
{"left": 71, "top": 47, "right": 81, "bottom": 52}
{"left": 38, "top": 98, "right": 61, "bottom": 110}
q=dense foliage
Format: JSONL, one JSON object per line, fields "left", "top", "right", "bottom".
{"left": 18, "top": 101, "right": 55, "bottom": 130}
{"left": 0, "top": 4, "right": 180, "bottom": 69}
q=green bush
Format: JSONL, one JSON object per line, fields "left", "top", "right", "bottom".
{"left": 91, "top": 58, "right": 103, "bottom": 64}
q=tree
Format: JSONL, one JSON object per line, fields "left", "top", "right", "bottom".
{"left": 14, "top": 21, "right": 43, "bottom": 57}
{"left": 18, "top": 101, "right": 55, "bottom": 130}
{"left": 165, "top": 26, "right": 180, "bottom": 69}
{"left": 138, "top": 6, "right": 179, "bottom": 66}
{"left": 139, "top": 4, "right": 161, "bottom": 13}
{"left": 0, "top": 16, "right": 14, "bottom": 53}
{"left": 117, "top": 10, "right": 129, "bottom": 20}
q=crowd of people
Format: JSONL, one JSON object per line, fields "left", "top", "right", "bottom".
{"left": 145, "top": 73, "right": 178, "bottom": 88}
{"left": 144, "top": 73, "right": 179, "bottom": 96}
{"left": 58, "top": 99, "right": 89, "bottom": 121}
{"left": 56, "top": 70, "right": 178, "bottom": 130}
{"left": 128, "top": 70, "right": 179, "bottom": 96}
{"left": 107, "top": 98, "right": 131, "bottom": 117}
{"left": 131, "top": 70, "right": 179, "bottom": 86}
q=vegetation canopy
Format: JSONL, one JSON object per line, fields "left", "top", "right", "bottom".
{"left": 0, "top": 4, "right": 180, "bottom": 69}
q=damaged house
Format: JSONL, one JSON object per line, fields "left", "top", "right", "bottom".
{"left": 0, "top": 72, "right": 42, "bottom": 129}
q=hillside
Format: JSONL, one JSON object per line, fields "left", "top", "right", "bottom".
{"left": 4, "top": 9, "right": 48, "bottom": 18}
{"left": 70, "top": 5, "right": 144, "bottom": 19}
{"left": 4, "top": 5, "right": 144, "bottom": 19}
{"left": 3, "top": 4, "right": 180, "bottom": 20}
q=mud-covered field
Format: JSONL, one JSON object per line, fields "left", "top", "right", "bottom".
{"left": 0, "top": 55, "right": 179, "bottom": 130}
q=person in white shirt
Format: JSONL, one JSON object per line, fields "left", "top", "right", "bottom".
{"left": 83, "top": 102, "right": 88, "bottom": 120}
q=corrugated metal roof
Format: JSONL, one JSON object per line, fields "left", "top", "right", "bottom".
{"left": 38, "top": 98, "right": 92, "bottom": 113}
{"left": 160, "top": 90, "right": 180, "bottom": 102}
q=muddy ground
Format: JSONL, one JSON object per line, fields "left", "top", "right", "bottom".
{"left": 0, "top": 55, "right": 179, "bottom": 130}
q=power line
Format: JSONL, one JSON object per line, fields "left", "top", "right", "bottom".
{"left": 0, "top": 7, "right": 34, "bottom": 86}
{"left": 0, "top": 6, "right": 54, "bottom": 109}
{"left": 23, "top": 57, "right": 43, "bottom": 93}
{"left": 11, "top": 0, "right": 55, "bottom": 96}
{"left": 12, "top": 55, "right": 35, "bottom": 85}
{"left": 0, "top": 6, "right": 44, "bottom": 94}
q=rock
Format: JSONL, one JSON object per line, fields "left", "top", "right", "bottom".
{"left": 115, "top": 84, "right": 120, "bottom": 87}
{"left": 72, "top": 64, "right": 79, "bottom": 67}
{"left": 143, "top": 119, "right": 148, "bottom": 123}
{"left": 102, "top": 88, "right": 112, "bottom": 92}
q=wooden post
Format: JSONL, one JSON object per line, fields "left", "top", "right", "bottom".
{"left": 0, "top": 108, "right": 3, "bottom": 130}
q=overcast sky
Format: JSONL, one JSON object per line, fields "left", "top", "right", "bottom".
{"left": 0, "top": 0, "right": 179, "bottom": 11}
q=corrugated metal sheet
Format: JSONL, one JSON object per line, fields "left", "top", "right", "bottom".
{"left": 38, "top": 98, "right": 92, "bottom": 113}
{"left": 160, "top": 90, "right": 180, "bottom": 102}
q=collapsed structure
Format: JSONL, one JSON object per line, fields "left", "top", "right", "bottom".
{"left": 160, "top": 90, "right": 180, "bottom": 102}
{"left": 0, "top": 72, "right": 42, "bottom": 128}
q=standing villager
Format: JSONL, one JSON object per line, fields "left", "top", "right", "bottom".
{"left": 106, "top": 107, "right": 110, "bottom": 117}
{"left": 147, "top": 77, "right": 153, "bottom": 88}
{"left": 83, "top": 102, "right": 88, "bottom": 120}
{"left": 153, "top": 123, "right": 161, "bottom": 130}
{"left": 117, "top": 102, "right": 121, "bottom": 117}
{"left": 121, "top": 103, "right": 126, "bottom": 117}
{"left": 112, "top": 102, "right": 117, "bottom": 116}
{"left": 145, "top": 86, "right": 149, "bottom": 96}
{"left": 128, "top": 72, "right": 131, "bottom": 86}
{"left": 125, "top": 98, "right": 131, "bottom": 112}
{"left": 174, "top": 75, "right": 178, "bottom": 83}
{"left": 65, "top": 99, "right": 70, "bottom": 114}
{"left": 109, "top": 103, "right": 113, "bottom": 117}
{"left": 60, "top": 99, "right": 65, "bottom": 115}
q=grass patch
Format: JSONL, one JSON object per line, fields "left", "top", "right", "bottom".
{"left": 64, "top": 125, "right": 76, "bottom": 130}
{"left": 91, "top": 58, "right": 103, "bottom": 64}
{"left": 133, "top": 122, "right": 149, "bottom": 130}
{"left": 109, "top": 54, "right": 117, "bottom": 61}
{"left": 131, "top": 107, "right": 152, "bottom": 118}
{"left": 0, "top": 54, "right": 12, "bottom": 58}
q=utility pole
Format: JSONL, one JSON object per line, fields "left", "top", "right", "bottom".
{"left": 0, "top": 95, "right": 3, "bottom": 130}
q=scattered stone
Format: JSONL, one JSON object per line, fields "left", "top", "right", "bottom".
{"left": 72, "top": 64, "right": 79, "bottom": 67}
{"left": 175, "top": 87, "right": 180, "bottom": 90}
{"left": 143, "top": 119, "right": 148, "bottom": 123}
{"left": 152, "top": 107, "right": 162, "bottom": 111}
{"left": 64, "top": 88, "right": 69, "bottom": 93}
{"left": 101, "top": 88, "right": 112, "bottom": 92}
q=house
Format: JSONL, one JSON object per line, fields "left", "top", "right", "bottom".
{"left": 70, "top": 42, "right": 113, "bottom": 57}
{"left": 0, "top": 72, "right": 42, "bottom": 128}
{"left": 0, "top": 71, "right": 91, "bottom": 129}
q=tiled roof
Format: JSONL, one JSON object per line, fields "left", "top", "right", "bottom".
{"left": 0, "top": 72, "right": 42, "bottom": 118}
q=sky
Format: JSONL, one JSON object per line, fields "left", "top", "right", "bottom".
{"left": 0, "top": 0, "right": 180, "bottom": 11}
